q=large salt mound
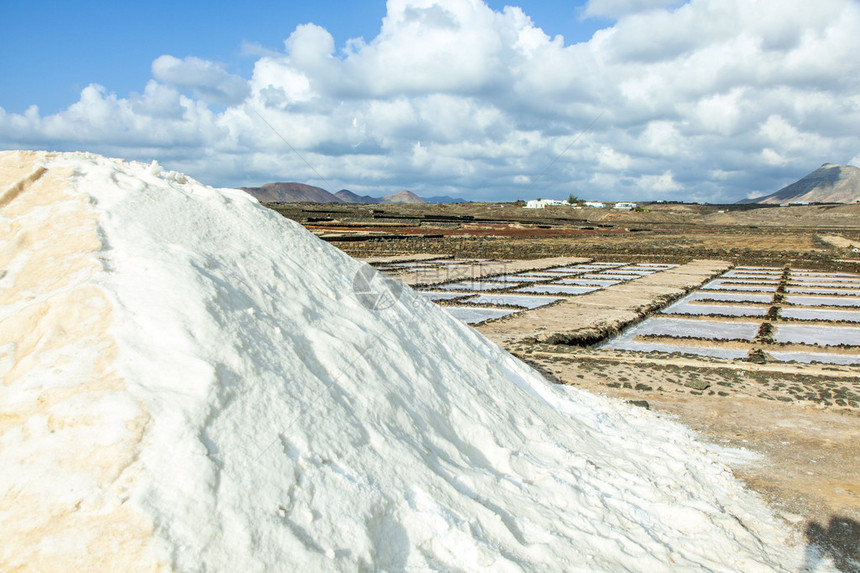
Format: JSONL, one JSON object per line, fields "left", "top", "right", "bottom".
{"left": 0, "top": 151, "right": 827, "bottom": 571}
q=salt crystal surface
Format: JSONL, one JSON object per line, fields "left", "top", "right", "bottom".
{"left": 768, "top": 351, "right": 860, "bottom": 365}
{"left": 580, "top": 273, "right": 637, "bottom": 281}
{"left": 662, "top": 301, "right": 768, "bottom": 317}
{"left": 780, "top": 308, "right": 860, "bottom": 323}
{"left": 789, "top": 274, "right": 860, "bottom": 282}
{"left": 521, "top": 271, "right": 572, "bottom": 277}
{"left": 603, "top": 339, "right": 749, "bottom": 360}
{"left": 538, "top": 267, "right": 585, "bottom": 273}
{"left": 615, "top": 317, "right": 760, "bottom": 340}
{"left": 788, "top": 279, "right": 860, "bottom": 287}
{"left": 466, "top": 293, "right": 562, "bottom": 309}
{"left": 723, "top": 271, "right": 781, "bottom": 278}
{"left": 0, "top": 151, "right": 825, "bottom": 572}
{"left": 785, "top": 295, "right": 860, "bottom": 307}
{"left": 418, "top": 291, "right": 475, "bottom": 301}
{"left": 544, "top": 266, "right": 593, "bottom": 273}
{"left": 774, "top": 324, "right": 860, "bottom": 346}
{"left": 556, "top": 278, "right": 621, "bottom": 287}
{"left": 787, "top": 286, "right": 860, "bottom": 295}
{"left": 686, "top": 291, "right": 774, "bottom": 303}
{"left": 702, "top": 281, "right": 777, "bottom": 292}
{"left": 791, "top": 271, "right": 859, "bottom": 278}
{"left": 493, "top": 274, "right": 546, "bottom": 282}
{"left": 601, "top": 269, "right": 654, "bottom": 276}
{"left": 516, "top": 284, "right": 600, "bottom": 295}
{"left": 435, "top": 280, "right": 511, "bottom": 291}
{"left": 443, "top": 306, "right": 519, "bottom": 324}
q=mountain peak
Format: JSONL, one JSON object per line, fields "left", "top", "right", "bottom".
{"left": 382, "top": 189, "right": 426, "bottom": 204}
{"left": 241, "top": 182, "right": 343, "bottom": 203}
{"left": 740, "top": 163, "right": 860, "bottom": 204}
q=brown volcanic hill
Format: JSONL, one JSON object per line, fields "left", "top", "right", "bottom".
{"left": 241, "top": 182, "right": 343, "bottom": 203}
{"left": 382, "top": 190, "right": 426, "bottom": 204}
{"left": 334, "top": 189, "right": 383, "bottom": 204}
{"left": 741, "top": 163, "right": 860, "bottom": 204}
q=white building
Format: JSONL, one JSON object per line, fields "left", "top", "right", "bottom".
{"left": 614, "top": 202, "right": 638, "bottom": 210}
{"left": 583, "top": 201, "right": 605, "bottom": 208}
{"left": 524, "top": 199, "right": 568, "bottom": 209}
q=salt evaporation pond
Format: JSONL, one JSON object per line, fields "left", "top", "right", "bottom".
{"left": 581, "top": 273, "right": 639, "bottom": 281}
{"left": 443, "top": 306, "right": 518, "bottom": 324}
{"left": 466, "top": 293, "right": 562, "bottom": 309}
{"left": 494, "top": 274, "right": 546, "bottom": 282}
{"left": 517, "top": 284, "right": 600, "bottom": 295}
{"left": 419, "top": 291, "right": 473, "bottom": 301}
{"left": 436, "top": 280, "right": 511, "bottom": 291}
{"left": 611, "top": 317, "right": 760, "bottom": 341}
{"left": 702, "top": 281, "right": 777, "bottom": 292}
{"left": 787, "top": 286, "right": 860, "bottom": 296}
{"left": 780, "top": 308, "right": 860, "bottom": 323}
{"left": 538, "top": 267, "right": 587, "bottom": 274}
{"left": 686, "top": 291, "right": 774, "bottom": 304}
{"left": 768, "top": 351, "right": 860, "bottom": 365}
{"left": 723, "top": 271, "right": 782, "bottom": 278}
{"left": 602, "top": 338, "right": 750, "bottom": 360}
{"left": 788, "top": 280, "right": 860, "bottom": 289}
{"left": 557, "top": 278, "right": 621, "bottom": 287}
{"left": 785, "top": 295, "right": 860, "bottom": 307}
{"left": 601, "top": 269, "right": 654, "bottom": 276}
{"left": 662, "top": 301, "right": 768, "bottom": 317}
{"left": 792, "top": 271, "right": 859, "bottom": 277}
{"left": 790, "top": 276, "right": 860, "bottom": 284}
{"left": 522, "top": 271, "right": 574, "bottom": 277}
{"left": 549, "top": 266, "right": 597, "bottom": 273}
{"left": 774, "top": 324, "right": 860, "bottom": 346}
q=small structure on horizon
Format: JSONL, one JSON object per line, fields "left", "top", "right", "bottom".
{"left": 613, "top": 202, "right": 638, "bottom": 210}
{"left": 524, "top": 199, "right": 568, "bottom": 209}
{"left": 584, "top": 201, "right": 605, "bottom": 208}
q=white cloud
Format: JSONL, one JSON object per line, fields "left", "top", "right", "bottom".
{"left": 2, "top": 0, "right": 860, "bottom": 203}
{"left": 583, "top": 0, "right": 686, "bottom": 19}
{"left": 638, "top": 170, "right": 682, "bottom": 193}
{"left": 152, "top": 55, "right": 249, "bottom": 105}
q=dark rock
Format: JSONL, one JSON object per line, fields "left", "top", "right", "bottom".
{"left": 684, "top": 379, "right": 710, "bottom": 391}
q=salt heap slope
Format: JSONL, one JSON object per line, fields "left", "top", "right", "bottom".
{"left": 1, "top": 151, "right": 823, "bottom": 571}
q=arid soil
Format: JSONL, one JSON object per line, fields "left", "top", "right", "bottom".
{"left": 267, "top": 200, "right": 860, "bottom": 568}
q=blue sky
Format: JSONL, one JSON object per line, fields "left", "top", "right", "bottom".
{"left": 1, "top": 1, "right": 607, "bottom": 114}
{"left": 2, "top": 0, "right": 859, "bottom": 202}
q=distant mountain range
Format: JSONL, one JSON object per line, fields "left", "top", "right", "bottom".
{"left": 740, "top": 163, "right": 860, "bottom": 204}
{"left": 241, "top": 182, "right": 467, "bottom": 204}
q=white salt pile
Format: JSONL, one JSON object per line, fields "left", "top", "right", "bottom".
{"left": 0, "top": 151, "right": 833, "bottom": 571}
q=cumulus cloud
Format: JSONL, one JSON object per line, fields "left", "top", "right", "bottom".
{"left": 2, "top": 0, "right": 860, "bottom": 202}
{"left": 583, "top": 0, "right": 686, "bottom": 19}
{"left": 152, "top": 55, "right": 250, "bottom": 105}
